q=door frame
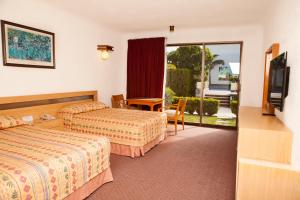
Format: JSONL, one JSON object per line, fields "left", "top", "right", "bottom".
{"left": 166, "top": 41, "right": 243, "bottom": 130}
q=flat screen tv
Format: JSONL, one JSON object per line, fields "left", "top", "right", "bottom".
{"left": 268, "top": 52, "right": 290, "bottom": 112}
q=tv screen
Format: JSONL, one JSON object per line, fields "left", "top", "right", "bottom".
{"left": 268, "top": 52, "right": 289, "bottom": 112}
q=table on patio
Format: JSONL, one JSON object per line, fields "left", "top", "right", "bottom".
{"left": 127, "top": 98, "right": 163, "bottom": 111}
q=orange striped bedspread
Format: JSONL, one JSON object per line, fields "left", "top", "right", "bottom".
{"left": 0, "top": 126, "right": 111, "bottom": 200}
{"left": 61, "top": 108, "right": 167, "bottom": 147}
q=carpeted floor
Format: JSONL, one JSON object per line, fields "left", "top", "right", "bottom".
{"left": 87, "top": 126, "right": 237, "bottom": 200}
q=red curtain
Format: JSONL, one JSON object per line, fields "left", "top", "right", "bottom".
{"left": 127, "top": 37, "right": 165, "bottom": 99}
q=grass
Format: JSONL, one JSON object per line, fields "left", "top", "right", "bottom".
{"left": 183, "top": 114, "right": 236, "bottom": 127}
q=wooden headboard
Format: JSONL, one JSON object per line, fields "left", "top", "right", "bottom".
{"left": 0, "top": 91, "right": 97, "bottom": 119}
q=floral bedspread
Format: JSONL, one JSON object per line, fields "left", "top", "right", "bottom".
{"left": 61, "top": 108, "right": 167, "bottom": 147}
{"left": 0, "top": 126, "right": 110, "bottom": 200}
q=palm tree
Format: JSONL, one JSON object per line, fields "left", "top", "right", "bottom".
{"left": 203, "top": 52, "right": 225, "bottom": 82}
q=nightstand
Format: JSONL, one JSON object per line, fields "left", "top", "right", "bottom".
{"left": 34, "top": 118, "right": 64, "bottom": 130}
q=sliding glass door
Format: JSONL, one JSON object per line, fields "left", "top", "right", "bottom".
{"left": 165, "top": 42, "right": 242, "bottom": 128}
{"left": 201, "top": 43, "right": 241, "bottom": 127}
{"left": 166, "top": 44, "right": 203, "bottom": 125}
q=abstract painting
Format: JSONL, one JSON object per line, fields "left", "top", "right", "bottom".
{"left": 1, "top": 20, "right": 55, "bottom": 68}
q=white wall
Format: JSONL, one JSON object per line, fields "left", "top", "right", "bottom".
{"left": 0, "top": 0, "right": 125, "bottom": 105}
{"left": 0, "top": 0, "right": 266, "bottom": 108}
{"left": 263, "top": 0, "right": 300, "bottom": 167}
{"left": 120, "top": 24, "right": 265, "bottom": 107}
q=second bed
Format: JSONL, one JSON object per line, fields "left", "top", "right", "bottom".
{"left": 59, "top": 102, "right": 168, "bottom": 158}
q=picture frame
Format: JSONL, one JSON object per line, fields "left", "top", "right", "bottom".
{"left": 1, "top": 20, "right": 55, "bottom": 69}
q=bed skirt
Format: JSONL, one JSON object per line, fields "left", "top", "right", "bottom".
{"left": 64, "top": 167, "right": 113, "bottom": 200}
{"left": 110, "top": 130, "right": 167, "bottom": 158}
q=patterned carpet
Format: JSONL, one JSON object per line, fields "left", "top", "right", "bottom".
{"left": 87, "top": 126, "right": 237, "bottom": 200}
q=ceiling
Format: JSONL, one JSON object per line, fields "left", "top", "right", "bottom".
{"left": 42, "top": 0, "right": 271, "bottom": 32}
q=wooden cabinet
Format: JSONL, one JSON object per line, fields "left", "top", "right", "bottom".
{"left": 236, "top": 107, "right": 300, "bottom": 200}
{"left": 238, "top": 107, "right": 292, "bottom": 164}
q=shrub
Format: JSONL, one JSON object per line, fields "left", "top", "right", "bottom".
{"left": 166, "top": 68, "right": 193, "bottom": 97}
{"left": 167, "top": 64, "right": 176, "bottom": 70}
{"left": 165, "top": 87, "right": 176, "bottom": 106}
{"left": 172, "top": 96, "right": 219, "bottom": 116}
{"left": 195, "top": 98, "right": 201, "bottom": 114}
{"left": 230, "top": 100, "right": 238, "bottom": 115}
{"left": 186, "top": 97, "right": 196, "bottom": 114}
{"left": 172, "top": 96, "right": 180, "bottom": 104}
{"left": 203, "top": 98, "right": 219, "bottom": 116}
{"left": 229, "top": 75, "right": 239, "bottom": 83}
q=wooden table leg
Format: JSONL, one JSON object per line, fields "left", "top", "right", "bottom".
{"left": 150, "top": 105, "right": 154, "bottom": 111}
{"left": 158, "top": 103, "right": 162, "bottom": 111}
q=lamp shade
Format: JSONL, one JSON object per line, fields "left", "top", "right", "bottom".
{"left": 97, "top": 45, "right": 114, "bottom": 60}
{"left": 101, "top": 50, "right": 110, "bottom": 60}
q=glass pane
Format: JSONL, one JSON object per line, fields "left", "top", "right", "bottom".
{"left": 201, "top": 44, "right": 241, "bottom": 127}
{"left": 165, "top": 45, "right": 203, "bottom": 124}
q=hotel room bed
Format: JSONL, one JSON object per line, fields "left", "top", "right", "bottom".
{"left": 59, "top": 102, "right": 168, "bottom": 158}
{"left": 0, "top": 125, "right": 112, "bottom": 200}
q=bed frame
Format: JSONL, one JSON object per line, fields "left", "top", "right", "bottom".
{"left": 0, "top": 91, "right": 97, "bottom": 119}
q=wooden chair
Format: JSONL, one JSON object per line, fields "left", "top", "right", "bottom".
{"left": 159, "top": 98, "right": 187, "bottom": 135}
{"left": 111, "top": 94, "right": 137, "bottom": 109}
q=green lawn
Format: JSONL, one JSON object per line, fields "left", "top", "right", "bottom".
{"left": 183, "top": 114, "right": 236, "bottom": 127}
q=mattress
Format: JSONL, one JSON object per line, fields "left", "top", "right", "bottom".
{"left": 64, "top": 108, "right": 167, "bottom": 147}
{"left": 0, "top": 125, "right": 111, "bottom": 200}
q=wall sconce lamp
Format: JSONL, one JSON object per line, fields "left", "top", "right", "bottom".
{"left": 97, "top": 45, "right": 114, "bottom": 60}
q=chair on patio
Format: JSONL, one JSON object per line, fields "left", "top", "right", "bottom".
{"left": 111, "top": 94, "right": 137, "bottom": 109}
{"left": 159, "top": 98, "right": 187, "bottom": 135}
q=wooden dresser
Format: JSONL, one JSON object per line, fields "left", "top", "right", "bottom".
{"left": 236, "top": 107, "right": 300, "bottom": 200}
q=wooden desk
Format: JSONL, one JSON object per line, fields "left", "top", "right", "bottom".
{"left": 127, "top": 98, "right": 163, "bottom": 111}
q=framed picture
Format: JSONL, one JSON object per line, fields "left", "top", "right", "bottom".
{"left": 1, "top": 20, "right": 55, "bottom": 69}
